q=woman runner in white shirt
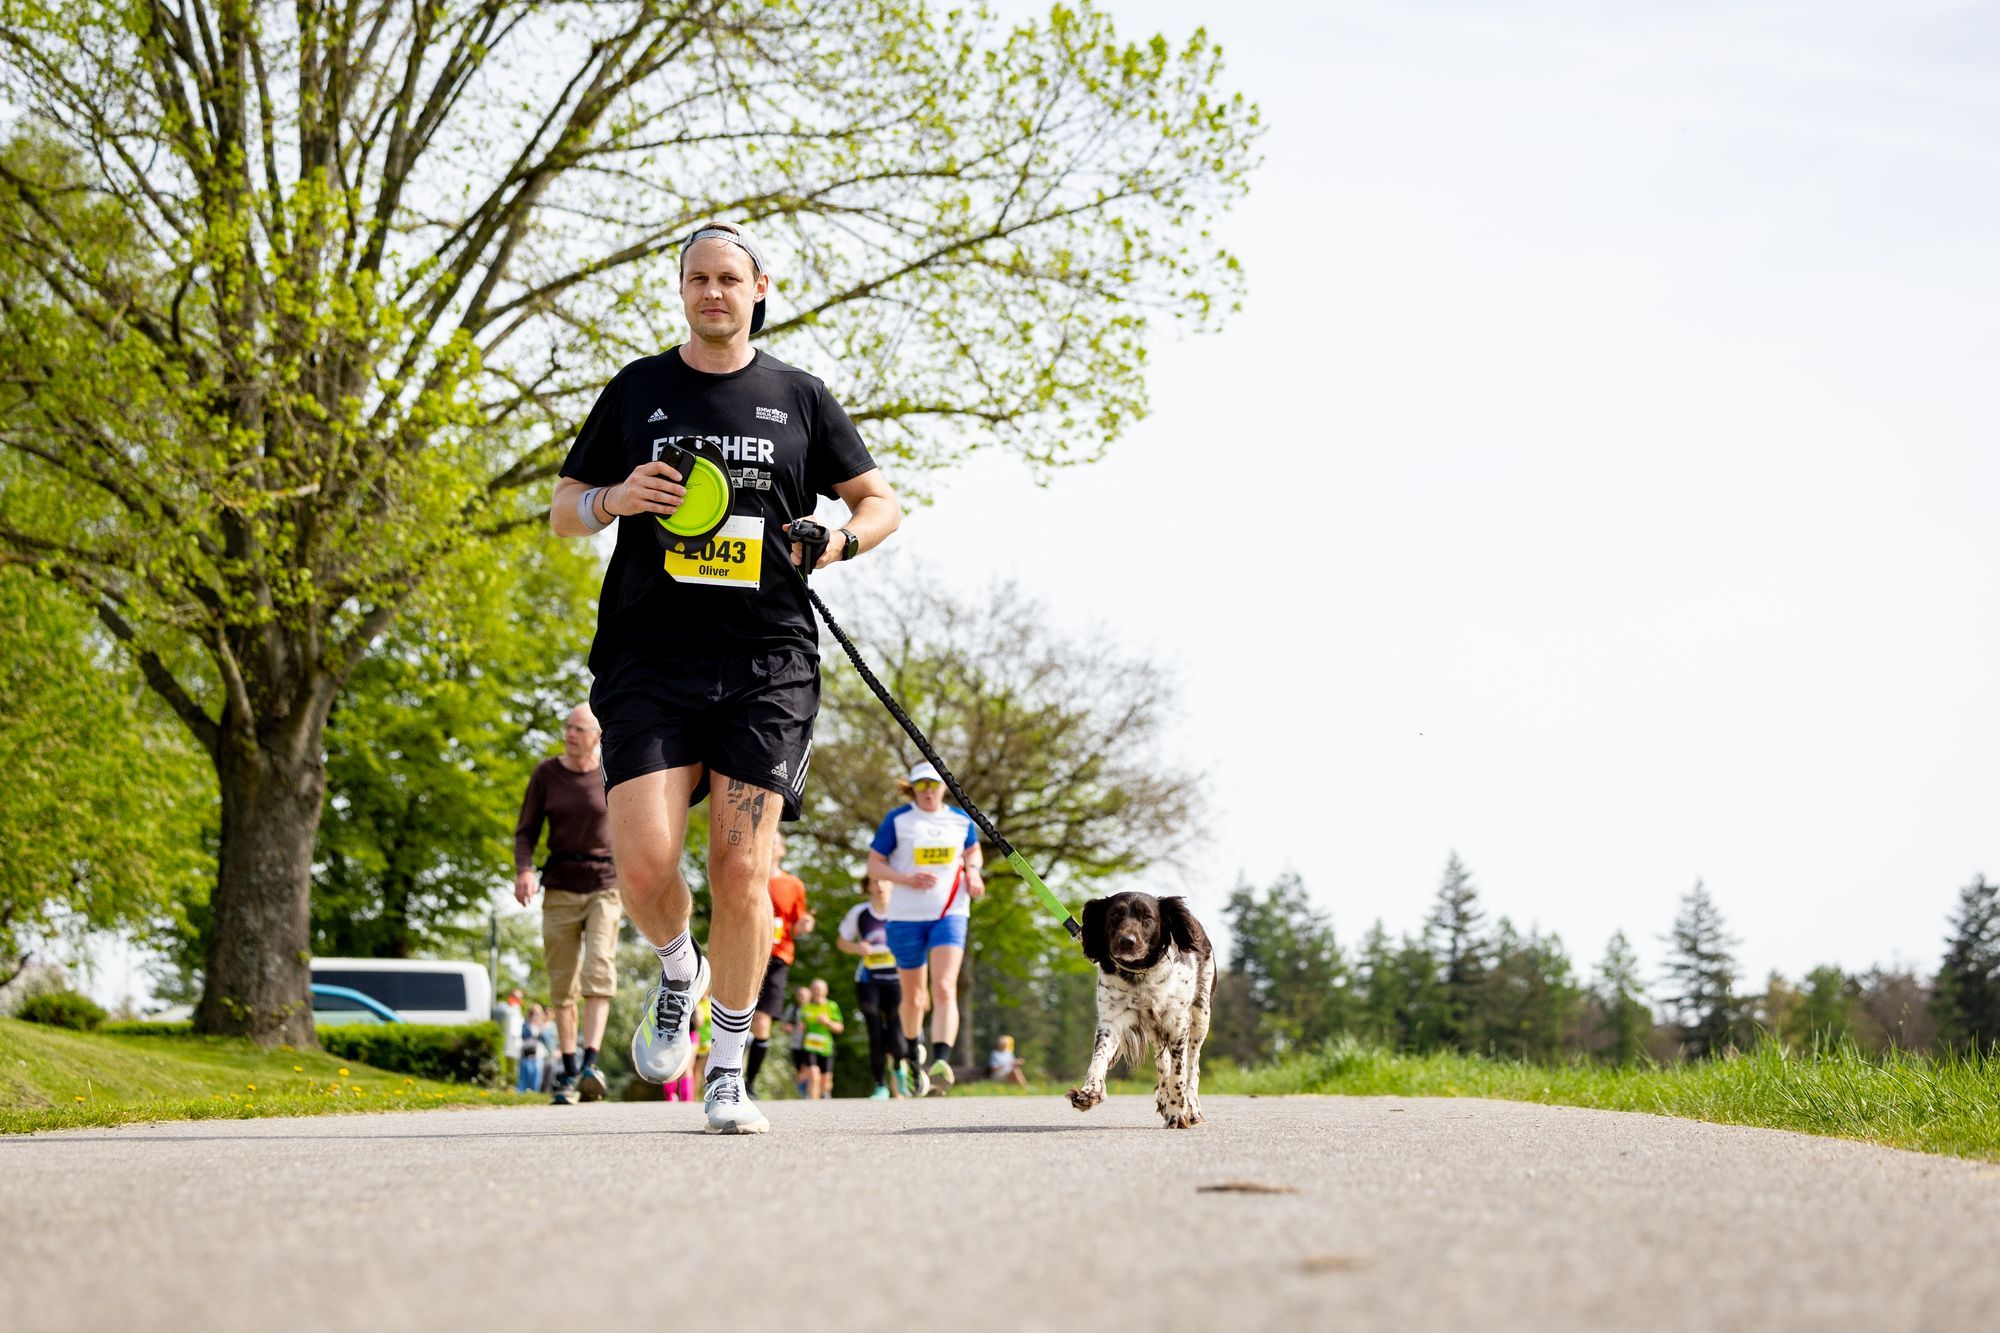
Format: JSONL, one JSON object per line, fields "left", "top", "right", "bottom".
{"left": 865, "top": 760, "right": 983, "bottom": 1096}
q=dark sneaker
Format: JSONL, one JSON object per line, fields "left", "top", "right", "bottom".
{"left": 550, "top": 1073, "right": 580, "bottom": 1106}
{"left": 702, "top": 1068, "right": 769, "bottom": 1135}
{"left": 576, "top": 1063, "right": 607, "bottom": 1102}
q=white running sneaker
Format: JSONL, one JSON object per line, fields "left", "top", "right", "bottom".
{"left": 702, "top": 1067, "right": 769, "bottom": 1135}
{"left": 630, "top": 952, "right": 709, "bottom": 1084}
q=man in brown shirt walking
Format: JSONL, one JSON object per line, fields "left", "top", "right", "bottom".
{"left": 515, "top": 704, "right": 620, "bottom": 1104}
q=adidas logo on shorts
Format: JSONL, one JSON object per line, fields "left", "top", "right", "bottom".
{"left": 769, "top": 759, "right": 789, "bottom": 782}
{"left": 646, "top": 407, "right": 668, "bottom": 422}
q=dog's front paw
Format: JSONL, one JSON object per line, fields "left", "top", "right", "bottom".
{"left": 1068, "top": 1084, "right": 1103, "bottom": 1112}
{"left": 1162, "top": 1106, "right": 1201, "bottom": 1129}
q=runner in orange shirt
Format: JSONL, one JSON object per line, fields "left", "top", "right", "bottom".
{"left": 746, "top": 833, "right": 814, "bottom": 1093}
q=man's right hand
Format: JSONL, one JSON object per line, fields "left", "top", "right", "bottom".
{"left": 604, "top": 460, "right": 687, "bottom": 518}
{"left": 513, "top": 870, "right": 539, "bottom": 906}
{"left": 906, "top": 870, "right": 938, "bottom": 890}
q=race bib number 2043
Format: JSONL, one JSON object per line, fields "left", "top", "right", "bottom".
{"left": 663, "top": 514, "right": 763, "bottom": 588}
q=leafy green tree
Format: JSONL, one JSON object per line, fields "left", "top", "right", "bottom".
{"left": 313, "top": 532, "right": 597, "bottom": 958}
{"left": 1854, "top": 967, "right": 1936, "bottom": 1054}
{"left": 1590, "top": 930, "right": 1653, "bottom": 1065}
{"left": 1796, "top": 964, "right": 1859, "bottom": 1049}
{"left": 1746, "top": 970, "right": 1803, "bottom": 1047}
{"left": 0, "top": 2, "right": 1254, "bottom": 1040}
{"left": 1660, "top": 879, "right": 1740, "bottom": 1059}
{"left": 0, "top": 568, "right": 212, "bottom": 985}
{"left": 1933, "top": 874, "right": 2000, "bottom": 1052}
{"left": 1219, "top": 871, "right": 1348, "bottom": 1061}
{"left": 1476, "top": 918, "right": 1581, "bottom": 1062}
{"left": 785, "top": 574, "right": 1204, "bottom": 1081}
{"left": 1426, "top": 851, "right": 1487, "bottom": 1050}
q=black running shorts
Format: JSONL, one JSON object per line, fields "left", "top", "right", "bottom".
{"left": 591, "top": 648, "right": 818, "bottom": 820}
{"left": 755, "top": 961, "right": 791, "bottom": 1019}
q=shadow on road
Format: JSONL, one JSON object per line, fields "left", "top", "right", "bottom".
{"left": 894, "top": 1123, "right": 1155, "bottom": 1135}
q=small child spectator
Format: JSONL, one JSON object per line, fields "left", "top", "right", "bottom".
{"left": 989, "top": 1034, "right": 1027, "bottom": 1088}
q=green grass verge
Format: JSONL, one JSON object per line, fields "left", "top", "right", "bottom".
{"left": 958, "top": 1040, "right": 2000, "bottom": 1161}
{"left": 0, "top": 1017, "right": 538, "bottom": 1134}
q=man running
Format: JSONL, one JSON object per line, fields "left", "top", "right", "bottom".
{"left": 746, "top": 834, "right": 814, "bottom": 1094}
{"left": 514, "top": 704, "right": 619, "bottom": 1104}
{"left": 549, "top": 221, "right": 900, "bottom": 1134}
{"left": 799, "top": 977, "right": 844, "bottom": 1100}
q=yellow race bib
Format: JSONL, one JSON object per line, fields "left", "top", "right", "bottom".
{"left": 913, "top": 845, "right": 957, "bottom": 867}
{"left": 663, "top": 514, "right": 763, "bottom": 588}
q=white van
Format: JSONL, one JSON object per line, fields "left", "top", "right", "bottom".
{"left": 310, "top": 958, "right": 494, "bottom": 1027}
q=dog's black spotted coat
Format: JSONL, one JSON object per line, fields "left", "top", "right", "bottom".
{"left": 1068, "top": 892, "right": 1214, "bottom": 1129}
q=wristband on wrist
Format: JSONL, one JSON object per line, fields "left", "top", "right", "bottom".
{"left": 577, "top": 487, "right": 610, "bottom": 532}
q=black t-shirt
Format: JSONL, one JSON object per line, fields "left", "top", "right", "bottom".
{"left": 560, "top": 348, "right": 877, "bottom": 670}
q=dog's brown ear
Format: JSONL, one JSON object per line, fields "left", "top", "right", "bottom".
{"left": 1079, "top": 897, "right": 1111, "bottom": 964}
{"left": 1159, "top": 896, "right": 1209, "bottom": 957}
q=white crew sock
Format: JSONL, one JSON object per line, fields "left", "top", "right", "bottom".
{"left": 706, "top": 999, "right": 755, "bottom": 1074}
{"left": 655, "top": 930, "right": 698, "bottom": 984}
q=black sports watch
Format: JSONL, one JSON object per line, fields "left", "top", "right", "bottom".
{"left": 838, "top": 527, "right": 860, "bottom": 562}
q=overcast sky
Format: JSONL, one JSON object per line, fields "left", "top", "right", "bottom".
{"left": 840, "top": 0, "right": 2000, "bottom": 987}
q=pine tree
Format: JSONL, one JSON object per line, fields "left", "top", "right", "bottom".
{"left": 1223, "top": 872, "right": 1348, "bottom": 1058}
{"left": 1425, "top": 851, "right": 1488, "bottom": 1050}
{"left": 1593, "top": 931, "right": 1653, "bottom": 1065}
{"left": 1933, "top": 875, "right": 2000, "bottom": 1051}
{"left": 1660, "top": 880, "right": 1740, "bottom": 1059}
{"left": 1353, "top": 921, "right": 1403, "bottom": 1047}
{"left": 1479, "top": 919, "right": 1582, "bottom": 1061}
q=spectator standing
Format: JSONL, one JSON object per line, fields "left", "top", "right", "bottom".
{"left": 500, "top": 989, "right": 524, "bottom": 1083}
{"left": 537, "top": 1010, "right": 560, "bottom": 1093}
{"left": 746, "top": 834, "right": 814, "bottom": 1094}
{"left": 517, "top": 1004, "right": 548, "bottom": 1094}
{"left": 514, "top": 704, "right": 621, "bottom": 1105}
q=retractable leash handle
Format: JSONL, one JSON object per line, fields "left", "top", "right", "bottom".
{"left": 788, "top": 517, "right": 832, "bottom": 581}
{"left": 781, "top": 521, "right": 1082, "bottom": 941}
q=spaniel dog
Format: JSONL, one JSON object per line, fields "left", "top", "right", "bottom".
{"left": 1068, "top": 891, "right": 1214, "bottom": 1129}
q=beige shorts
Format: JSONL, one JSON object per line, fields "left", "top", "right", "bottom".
{"left": 543, "top": 888, "right": 622, "bottom": 1003}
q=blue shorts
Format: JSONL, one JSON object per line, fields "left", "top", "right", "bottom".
{"left": 886, "top": 915, "right": 968, "bottom": 970}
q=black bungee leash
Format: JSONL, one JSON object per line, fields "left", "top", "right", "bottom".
{"left": 784, "top": 518, "right": 1082, "bottom": 940}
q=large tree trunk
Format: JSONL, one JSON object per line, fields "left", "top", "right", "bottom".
{"left": 193, "top": 733, "right": 326, "bottom": 1046}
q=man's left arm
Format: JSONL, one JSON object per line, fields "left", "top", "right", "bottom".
{"left": 789, "top": 467, "right": 899, "bottom": 570}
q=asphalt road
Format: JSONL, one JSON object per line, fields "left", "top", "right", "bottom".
{"left": 6, "top": 1094, "right": 1999, "bottom": 1332}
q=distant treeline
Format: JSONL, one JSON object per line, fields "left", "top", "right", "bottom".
{"left": 955, "top": 859, "right": 1998, "bottom": 1083}
{"left": 1195, "top": 855, "right": 2000, "bottom": 1067}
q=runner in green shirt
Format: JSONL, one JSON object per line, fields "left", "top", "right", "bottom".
{"left": 800, "top": 977, "right": 845, "bottom": 1100}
